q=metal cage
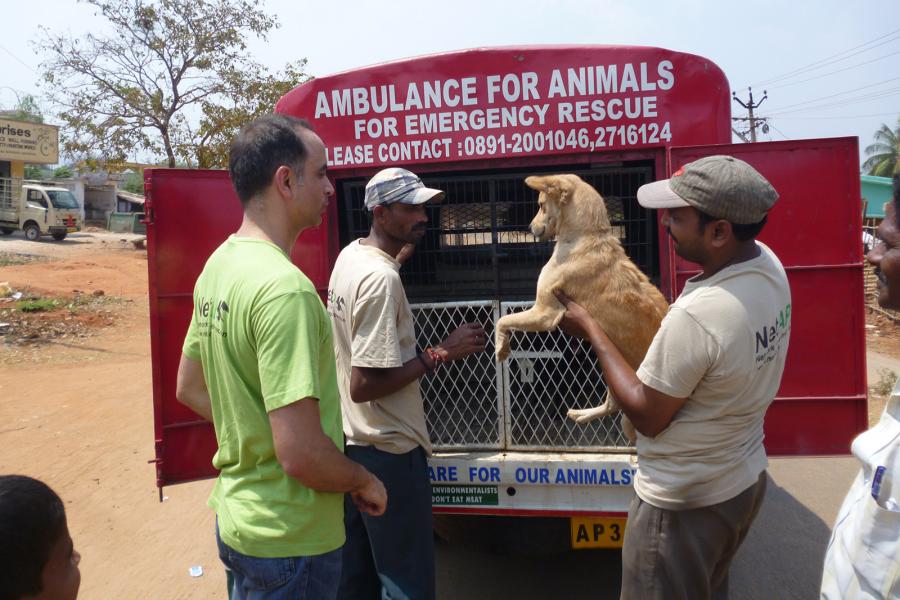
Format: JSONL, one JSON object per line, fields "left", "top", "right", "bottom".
{"left": 338, "top": 164, "right": 655, "bottom": 451}
{"left": 338, "top": 164, "right": 657, "bottom": 303}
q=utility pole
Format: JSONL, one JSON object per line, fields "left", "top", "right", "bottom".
{"left": 731, "top": 127, "right": 750, "bottom": 143}
{"left": 732, "top": 87, "right": 768, "bottom": 143}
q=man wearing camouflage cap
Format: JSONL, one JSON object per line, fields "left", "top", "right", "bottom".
{"left": 327, "top": 167, "right": 486, "bottom": 600}
{"left": 555, "top": 156, "right": 791, "bottom": 599}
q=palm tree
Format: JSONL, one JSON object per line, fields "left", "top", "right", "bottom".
{"left": 862, "top": 118, "right": 900, "bottom": 176}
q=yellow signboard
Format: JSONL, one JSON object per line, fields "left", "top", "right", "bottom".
{"left": 0, "top": 118, "right": 60, "bottom": 164}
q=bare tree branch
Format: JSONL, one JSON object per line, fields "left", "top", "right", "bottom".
{"left": 35, "top": 0, "right": 300, "bottom": 168}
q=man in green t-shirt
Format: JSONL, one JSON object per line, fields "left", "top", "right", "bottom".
{"left": 176, "top": 114, "right": 386, "bottom": 600}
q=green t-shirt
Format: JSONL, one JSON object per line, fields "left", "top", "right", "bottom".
{"left": 183, "top": 235, "right": 344, "bottom": 558}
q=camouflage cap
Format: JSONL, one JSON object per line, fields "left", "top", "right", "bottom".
{"left": 364, "top": 167, "right": 444, "bottom": 211}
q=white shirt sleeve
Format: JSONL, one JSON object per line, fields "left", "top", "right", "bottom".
{"left": 636, "top": 306, "right": 718, "bottom": 398}
{"left": 350, "top": 286, "right": 405, "bottom": 369}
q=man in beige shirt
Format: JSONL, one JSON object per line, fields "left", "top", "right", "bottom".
{"left": 327, "top": 167, "right": 486, "bottom": 600}
{"left": 556, "top": 156, "right": 791, "bottom": 600}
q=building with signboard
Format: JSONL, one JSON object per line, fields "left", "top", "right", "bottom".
{"left": 0, "top": 116, "right": 60, "bottom": 179}
{"left": 0, "top": 116, "right": 64, "bottom": 216}
{"left": 0, "top": 117, "right": 145, "bottom": 223}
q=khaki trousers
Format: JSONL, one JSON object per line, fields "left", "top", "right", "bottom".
{"left": 620, "top": 471, "right": 768, "bottom": 600}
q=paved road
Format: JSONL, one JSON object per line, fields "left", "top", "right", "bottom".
{"left": 435, "top": 456, "right": 859, "bottom": 599}
{"left": 435, "top": 350, "right": 900, "bottom": 599}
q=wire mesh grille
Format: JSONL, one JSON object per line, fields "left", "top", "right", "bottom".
{"left": 413, "top": 302, "right": 502, "bottom": 449}
{"left": 339, "top": 165, "right": 656, "bottom": 303}
{"left": 500, "top": 302, "right": 632, "bottom": 450}
{"left": 411, "top": 300, "right": 632, "bottom": 452}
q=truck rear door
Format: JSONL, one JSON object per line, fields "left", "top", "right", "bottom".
{"left": 668, "top": 137, "right": 867, "bottom": 455}
{"left": 145, "top": 168, "right": 334, "bottom": 488}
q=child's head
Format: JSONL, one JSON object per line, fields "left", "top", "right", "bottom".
{"left": 0, "top": 475, "right": 80, "bottom": 600}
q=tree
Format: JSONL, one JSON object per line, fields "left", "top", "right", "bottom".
{"left": 122, "top": 171, "right": 145, "bottom": 195}
{"left": 7, "top": 94, "right": 44, "bottom": 124}
{"left": 53, "top": 165, "right": 74, "bottom": 179}
{"left": 862, "top": 118, "right": 900, "bottom": 177}
{"left": 37, "top": 0, "right": 309, "bottom": 169}
{"left": 24, "top": 165, "right": 45, "bottom": 180}
{"left": 193, "top": 60, "right": 309, "bottom": 169}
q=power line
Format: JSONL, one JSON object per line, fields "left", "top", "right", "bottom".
{"left": 766, "top": 122, "right": 792, "bottom": 141}
{"left": 757, "top": 32, "right": 900, "bottom": 87}
{"left": 747, "top": 27, "right": 900, "bottom": 88}
{"left": 766, "top": 120, "right": 791, "bottom": 141}
{"left": 0, "top": 43, "right": 37, "bottom": 74}
{"left": 766, "top": 76, "right": 900, "bottom": 113}
{"left": 768, "top": 88, "right": 900, "bottom": 116}
{"left": 766, "top": 50, "right": 900, "bottom": 91}
{"left": 772, "top": 112, "right": 898, "bottom": 120}
{"left": 770, "top": 88, "right": 900, "bottom": 115}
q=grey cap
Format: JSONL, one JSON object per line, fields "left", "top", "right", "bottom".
{"left": 637, "top": 155, "right": 778, "bottom": 224}
{"left": 364, "top": 168, "right": 444, "bottom": 211}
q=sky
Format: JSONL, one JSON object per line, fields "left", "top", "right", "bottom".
{"left": 1, "top": 0, "right": 897, "bottom": 168}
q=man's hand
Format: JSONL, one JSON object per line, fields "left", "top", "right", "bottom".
{"left": 554, "top": 290, "right": 601, "bottom": 340}
{"left": 436, "top": 323, "right": 487, "bottom": 361}
{"left": 351, "top": 472, "right": 388, "bottom": 516}
{"left": 396, "top": 243, "right": 416, "bottom": 266}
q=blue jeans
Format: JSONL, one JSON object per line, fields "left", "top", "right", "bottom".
{"left": 216, "top": 522, "right": 342, "bottom": 600}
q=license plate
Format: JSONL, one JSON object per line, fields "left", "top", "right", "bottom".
{"left": 66, "top": 227, "right": 78, "bottom": 233}
{"left": 570, "top": 516, "right": 627, "bottom": 549}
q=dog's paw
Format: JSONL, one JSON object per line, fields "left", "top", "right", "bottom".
{"left": 496, "top": 343, "right": 510, "bottom": 363}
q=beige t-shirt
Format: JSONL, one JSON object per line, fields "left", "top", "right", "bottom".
{"left": 635, "top": 242, "right": 791, "bottom": 510}
{"left": 327, "top": 239, "right": 431, "bottom": 455}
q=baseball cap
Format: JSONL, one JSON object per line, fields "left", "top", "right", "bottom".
{"left": 637, "top": 155, "right": 778, "bottom": 224}
{"left": 364, "top": 168, "right": 444, "bottom": 211}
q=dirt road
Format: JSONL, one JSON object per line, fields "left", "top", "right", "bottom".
{"left": 1, "top": 231, "right": 223, "bottom": 598}
{"left": 1, "top": 230, "right": 898, "bottom": 599}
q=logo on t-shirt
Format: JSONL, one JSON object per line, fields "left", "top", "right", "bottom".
{"left": 326, "top": 288, "right": 346, "bottom": 322}
{"left": 755, "top": 302, "right": 790, "bottom": 368}
{"left": 195, "top": 296, "right": 230, "bottom": 339}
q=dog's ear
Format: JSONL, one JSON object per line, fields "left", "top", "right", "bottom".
{"left": 525, "top": 175, "right": 576, "bottom": 203}
{"left": 525, "top": 175, "right": 550, "bottom": 192}
{"left": 555, "top": 176, "right": 576, "bottom": 204}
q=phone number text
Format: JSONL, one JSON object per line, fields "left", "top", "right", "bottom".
{"left": 458, "top": 122, "right": 672, "bottom": 157}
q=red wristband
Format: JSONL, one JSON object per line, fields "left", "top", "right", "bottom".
{"left": 425, "top": 347, "right": 445, "bottom": 368}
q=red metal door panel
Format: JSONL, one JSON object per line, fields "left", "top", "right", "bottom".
{"left": 777, "top": 269, "right": 866, "bottom": 398}
{"left": 146, "top": 169, "right": 336, "bottom": 487}
{"left": 764, "top": 399, "right": 866, "bottom": 456}
{"left": 668, "top": 138, "right": 866, "bottom": 456}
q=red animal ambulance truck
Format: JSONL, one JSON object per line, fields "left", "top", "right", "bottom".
{"left": 146, "top": 46, "right": 867, "bottom": 552}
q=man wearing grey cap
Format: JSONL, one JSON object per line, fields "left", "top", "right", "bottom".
{"left": 555, "top": 155, "right": 791, "bottom": 599}
{"left": 327, "top": 167, "right": 486, "bottom": 600}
